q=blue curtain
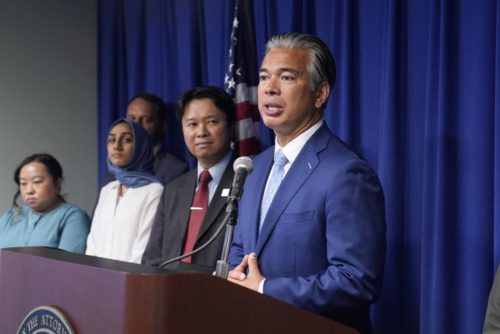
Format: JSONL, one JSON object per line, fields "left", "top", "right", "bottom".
{"left": 98, "top": 0, "right": 500, "bottom": 332}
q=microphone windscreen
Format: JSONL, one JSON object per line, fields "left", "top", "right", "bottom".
{"left": 233, "top": 156, "right": 254, "bottom": 174}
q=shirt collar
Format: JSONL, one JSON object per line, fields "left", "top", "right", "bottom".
{"left": 275, "top": 119, "right": 323, "bottom": 164}
{"left": 196, "top": 150, "right": 232, "bottom": 185}
{"left": 153, "top": 143, "right": 162, "bottom": 156}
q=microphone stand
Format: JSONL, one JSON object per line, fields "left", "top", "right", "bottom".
{"left": 215, "top": 195, "right": 238, "bottom": 279}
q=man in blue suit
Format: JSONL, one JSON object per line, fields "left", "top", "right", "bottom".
{"left": 228, "top": 32, "right": 386, "bottom": 334}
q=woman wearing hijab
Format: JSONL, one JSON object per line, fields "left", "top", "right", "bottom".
{"left": 86, "top": 118, "right": 163, "bottom": 263}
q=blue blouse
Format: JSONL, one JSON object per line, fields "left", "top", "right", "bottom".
{"left": 0, "top": 203, "right": 90, "bottom": 253}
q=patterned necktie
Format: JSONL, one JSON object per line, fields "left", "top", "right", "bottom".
{"left": 259, "top": 149, "right": 288, "bottom": 231}
{"left": 182, "top": 170, "right": 212, "bottom": 262}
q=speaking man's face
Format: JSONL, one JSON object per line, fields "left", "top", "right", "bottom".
{"left": 258, "top": 47, "right": 326, "bottom": 145}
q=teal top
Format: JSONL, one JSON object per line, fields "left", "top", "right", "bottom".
{"left": 0, "top": 203, "right": 90, "bottom": 253}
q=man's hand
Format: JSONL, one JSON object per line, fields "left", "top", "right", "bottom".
{"left": 227, "top": 253, "right": 264, "bottom": 292}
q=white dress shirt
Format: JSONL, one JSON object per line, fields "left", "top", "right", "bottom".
{"left": 86, "top": 181, "right": 163, "bottom": 263}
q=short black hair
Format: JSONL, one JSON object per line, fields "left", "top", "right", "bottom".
{"left": 128, "top": 92, "right": 168, "bottom": 125}
{"left": 176, "top": 86, "right": 235, "bottom": 125}
{"left": 13, "top": 153, "right": 63, "bottom": 208}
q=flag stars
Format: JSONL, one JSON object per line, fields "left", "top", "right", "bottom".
{"left": 233, "top": 17, "right": 239, "bottom": 29}
{"left": 227, "top": 78, "right": 236, "bottom": 89}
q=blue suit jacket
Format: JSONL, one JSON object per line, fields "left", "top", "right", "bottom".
{"left": 229, "top": 124, "right": 386, "bottom": 334}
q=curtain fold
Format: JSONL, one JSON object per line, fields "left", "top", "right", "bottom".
{"left": 97, "top": 1, "right": 500, "bottom": 332}
{"left": 372, "top": 0, "right": 407, "bottom": 331}
{"left": 495, "top": 1, "right": 500, "bottom": 273}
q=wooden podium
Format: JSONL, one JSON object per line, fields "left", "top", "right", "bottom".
{"left": 0, "top": 247, "right": 357, "bottom": 333}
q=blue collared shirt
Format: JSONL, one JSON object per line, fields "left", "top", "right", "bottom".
{"left": 196, "top": 150, "right": 232, "bottom": 203}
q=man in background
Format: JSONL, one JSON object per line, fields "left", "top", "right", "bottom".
{"left": 142, "top": 86, "right": 235, "bottom": 269}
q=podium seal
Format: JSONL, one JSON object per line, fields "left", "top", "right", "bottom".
{"left": 17, "top": 306, "right": 75, "bottom": 334}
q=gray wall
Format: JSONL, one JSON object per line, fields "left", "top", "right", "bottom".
{"left": 0, "top": 1, "right": 97, "bottom": 214}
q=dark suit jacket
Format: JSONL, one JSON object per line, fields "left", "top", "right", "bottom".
{"left": 229, "top": 124, "right": 386, "bottom": 334}
{"left": 102, "top": 147, "right": 187, "bottom": 186}
{"left": 142, "top": 159, "right": 234, "bottom": 269}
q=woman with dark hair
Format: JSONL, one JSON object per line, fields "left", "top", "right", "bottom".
{"left": 86, "top": 118, "right": 163, "bottom": 263}
{"left": 0, "top": 153, "right": 90, "bottom": 253}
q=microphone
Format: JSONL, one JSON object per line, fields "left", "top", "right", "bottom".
{"left": 215, "top": 156, "right": 253, "bottom": 279}
{"left": 228, "top": 156, "right": 254, "bottom": 205}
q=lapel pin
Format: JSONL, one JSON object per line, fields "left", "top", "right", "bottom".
{"left": 221, "top": 188, "right": 230, "bottom": 197}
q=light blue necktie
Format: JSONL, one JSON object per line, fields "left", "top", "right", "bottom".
{"left": 259, "top": 149, "right": 288, "bottom": 231}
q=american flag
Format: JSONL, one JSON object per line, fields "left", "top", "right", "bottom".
{"left": 224, "top": 0, "right": 260, "bottom": 157}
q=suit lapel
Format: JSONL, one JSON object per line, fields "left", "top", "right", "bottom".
{"left": 247, "top": 149, "right": 274, "bottom": 251}
{"left": 255, "top": 125, "right": 330, "bottom": 255}
{"left": 197, "top": 161, "right": 234, "bottom": 240}
{"left": 176, "top": 170, "right": 197, "bottom": 246}
{"left": 153, "top": 146, "right": 167, "bottom": 170}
